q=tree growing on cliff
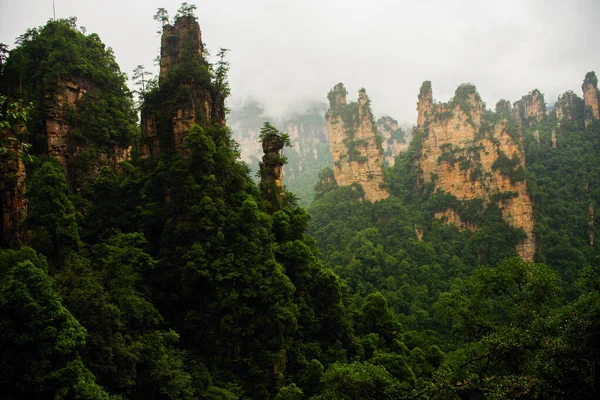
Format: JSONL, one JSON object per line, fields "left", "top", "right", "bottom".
{"left": 175, "top": 2, "right": 197, "bottom": 20}
{"left": 153, "top": 7, "right": 170, "bottom": 29}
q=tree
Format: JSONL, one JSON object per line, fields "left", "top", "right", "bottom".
{"left": 0, "top": 248, "right": 110, "bottom": 399}
{"left": 153, "top": 7, "right": 170, "bottom": 28}
{"left": 132, "top": 64, "right": 153, "bottom": 106}
{"left": 175, "top": 2, "right": 198, "bottom": 20}
{"left": 214, "top": 48, "right": 231, "bottom": 98}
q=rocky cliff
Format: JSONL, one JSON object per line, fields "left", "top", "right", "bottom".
{"left": 582, "top": 71, "right": 599, "bottom": 128}
{"left": 141, "top": 15, "right": 225, "bottom": 157}
{"left": 326, "top": 83, "right": 388, "bottom": 202}
{"left": 417, "top": 81, "right": 535, "bottom": 260}
{"left": 512, "top": 89, "right": 546, "bottom": 128}
{"left": 259, "top": 134, "right": 285, "bottom": 206}
{"left": 0, "top": 126, "right": 27, "bottom": 248}
{"left": 376, "top": 116, "right": 408, "bottom": 166}
{"left": 555, "top": 90, "right": 583, "bottom": 124}
{"left": 44, "top": 78, "right": 131, "bottom": 189}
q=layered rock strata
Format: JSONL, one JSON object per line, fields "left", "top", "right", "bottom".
{"left": 326, "top": 83, "right": 388, "bottom": 202}
{"left": 417, "top": 81, "right": 535, "bottom": 260}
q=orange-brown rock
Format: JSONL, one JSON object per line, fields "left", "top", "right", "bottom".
{"left": 141, "top": 16, "right": 225, "bottom": 157}
{"left": 377, "top": 116, "right": 408, "bottom": 166}
{"left": 582, "top": 71, "right": 599, "bottom": 128}
{"left": 512, "top": 89, "right": 546, "bottom": 127}
{"left": 326, "top": 83, "right": 388, "bottom": 202}
{"left": 159, "top": 16, "right": 203, "bottom": 82}
{"left": 434, "top": 209, "right": 476, "bottom": 232}
{"left": 555, "top": 90, "right": 583, "bottom": 124}
{"left": 1, "top": 126, "right": 27, "bottom": 248}
{"left": 417, "top": 81, "right": 535, "bottom": 260}
{"left": 44, "top": 78, "right": 131, "bottom": 188}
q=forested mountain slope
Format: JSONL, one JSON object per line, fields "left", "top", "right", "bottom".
{"left": 1, "top": 3, "right": 600, "bottom": 399}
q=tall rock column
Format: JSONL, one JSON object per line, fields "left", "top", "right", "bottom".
{"left": 326, "top": 83, "right": 388, "bottom": 202}
{"left": 141, "top": 15, "right": 226, "bottom": 157}
{"left": 582, "top": 71, "right": 599, "bottom": 128}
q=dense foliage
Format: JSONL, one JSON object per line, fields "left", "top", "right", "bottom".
{"left": 2, "top": 5, "right": 600, "bottom": 399}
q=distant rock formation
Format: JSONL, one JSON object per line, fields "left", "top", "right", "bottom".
{"left": 141, "top": 15, "right": 225, "bottom": 157}
{"left": 582, "top": 71, "right": 599, "bottom": 128}
{"left": 377, "top": 116, "right": 408, "bottom": 166}
{"left": 417, "top": 81, "right": 535, "bottom": 260}
{"left": 555, "top": 90, "right": 583, "bottom": 124}
{"left": 512, "top": 89, "right": 546, "bottom": 127}
{"left": 0, "top": 125, "right": 27, "bottom": 248}
{"left": 326, "top": 83, "right": 388, "bottom": 202}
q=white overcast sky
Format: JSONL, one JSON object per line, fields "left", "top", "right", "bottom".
{"left": 1, "top": 0, "right": 599, "bottom": 124}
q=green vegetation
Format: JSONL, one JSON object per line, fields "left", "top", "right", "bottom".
{"left": 2, "top": 6, "right": 600, "bottom": 400}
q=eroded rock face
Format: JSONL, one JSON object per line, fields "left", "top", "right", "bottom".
{"left": 44, "top": 78, "right": 131, "bottom": 188}
{"left": 555, "top": 90, "right": 583, "bottom": 124}
{"left": 259, "top": 137, "right": 285, "bottom": 201}
{"left": 141, "top": 16, "right": 225, "bottom": 157}
{"left": 377, "top": 116, "right": 408, "bottom": 166}
{"left": 0, "top": 126, "right": 27, "bottom": 248}
{"left": 582, "top": 71, "right": 600, "bottom": 128}
{"left": 159, "top": 15, "right": 203, "bottom": 82}
{"left": 417, "top": 81, "right": 535, "bottom": 260}
{"left": 512, "top": 89, "right": 546, "bottom": 127}
{"left": 326, "top": 83, "right": 388, "bottom": 202}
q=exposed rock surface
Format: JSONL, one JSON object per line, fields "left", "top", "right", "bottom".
{"left": 512, "top": 89, "right": 546, "bottom": 127}
{"left": 326, "top": 83, "right": 388, "bottom": 202}
{"left": 44, "top": 78, "right": 131, "bottom": 188}
{"left": 417, "top": 81, "right": 535, "bottom": 260}
{"left": 259, "top": 136, "right": 285, "bottom": 203}
{"left": 582, "top": 71, "right": 600, "bottom": 128}
{"left": 0, "top": 126, "right": 27, "bottom": 248}
{"left": 555, "top": 90, "right": 583, "bottom": 124}
{"left": 377, "top": 116, "right": 408, "bottom": 166}
{"left": 141, "top": 16, "right": 225, "bottom": 157}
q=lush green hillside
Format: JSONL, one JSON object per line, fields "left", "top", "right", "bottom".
{"left": 1, "top": 4, "right": 600, "bottom": 400}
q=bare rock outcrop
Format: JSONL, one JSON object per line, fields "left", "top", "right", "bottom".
{"left": 582, "top": 71, "right": 599, "bottom": 128}
{"left": 377, "top": 116, "right": 408, "bottom": 166}
{"left": 326, "top": 83, "right": 388, "bottom": 202}
{"left": 0, "top": 126, "right": 27, "bottom": 248}
{"left": 141, "top": 16, "right": 225, "bottom": 157}
{"left": 44, "top": 78, "right": 131, "bottom": 188}
{"left": 512, "top": 89, "right": 546, "bottom": 127}
{"left": 555, "top": 90, "right": 583, "bottom": 124}
{"left": 417, "top": 81, "right": 535, "bottom": 260}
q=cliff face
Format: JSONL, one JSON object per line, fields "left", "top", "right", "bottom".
{"left": 0, "top": 126, "right": 27, "bottom": 248}
{"left": 44, "top": 78, "right": 131, "bottom": 188}
{"left": 417, "top": 81, "right": 535, "bottom": 260}
{"left": 141, "top": 16, "right": 225, "bottom": 157}
{"left": 326, "top": 83, "right": 388, "bottom": 202}
{"left": 260, "top": 137, "right": 285, "bottom": 201}
{"left": 512, "top": 89, "right": 546, "bottom": 127}
{"left": 555, "top": 90, "right": 583, "bottom": 124}
{"left": 582, "top": 71, "right": 600, "bottom": 128}
{"left": 377, "top": 116, "right": 408, "bottom": 166}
